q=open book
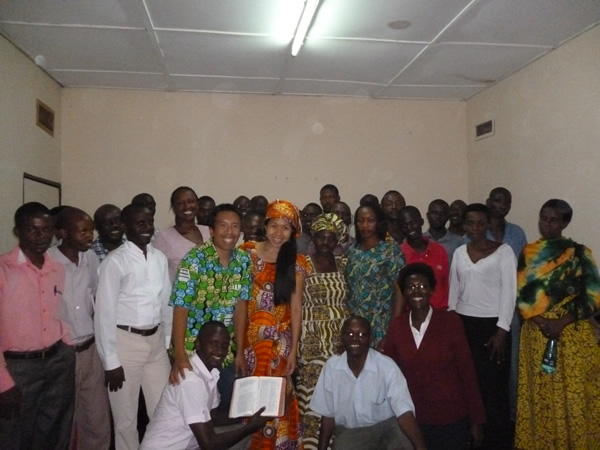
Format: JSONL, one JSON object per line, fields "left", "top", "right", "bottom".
{"left": 229, "top": 376, "right": 286, "bottom": 418}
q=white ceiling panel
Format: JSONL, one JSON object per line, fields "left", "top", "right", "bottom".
{"left": 441, "top": 0, "right": 600, "bottom": 46}
{"left": 158, "top": 31, "right": 289, "bottom": 78}
{"left": 169, "top": 75, "right": 279, "bottom": 93}
{"left": 50, "top": 71, "right": 167, "bottom": 90}
{"left": 146, "top": 0, "right": 304, "bottom": 38}
{"left": 310, "top": 0, "right": 472, "bottom": 42}
{"left": 0, "top": 0, "right": 147, "bottom": 27}
{"left": 1, "top": 24, "right": 164, "bottom": 72}
{"left": 393, "top": 43, "right": 549, "bottom": 86}
{"left": 280, "top": 79, "right": 382, "bottom": 98}
{"left": 1, "top": 0, "right": 598, "bottom": 100}
{"left": 285, "top": 39, "right": 426, "bottom": 84}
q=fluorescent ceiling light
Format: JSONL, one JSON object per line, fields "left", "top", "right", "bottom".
{"left": 291, "top": 0, "right": 320, "bottom": 56}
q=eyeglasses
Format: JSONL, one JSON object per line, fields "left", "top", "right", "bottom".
{"left": 405, "top": 283, "right": 429, "bottom": 291}
{"left": 342, "top": 331, "right": 368, "bottom": 338}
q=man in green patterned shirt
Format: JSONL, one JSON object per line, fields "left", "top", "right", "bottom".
{"left": 168, "top": 204, "right": 251, "bottom": 415}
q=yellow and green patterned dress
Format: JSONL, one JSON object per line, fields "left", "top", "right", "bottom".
{"left": 297, "top": 256, "right": 349, "bottom": 450}
{"left": 516, "top": 238, "right": 600, "bottom": 449}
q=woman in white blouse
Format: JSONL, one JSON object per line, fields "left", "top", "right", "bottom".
{"left": 448, "top": 203, "right": 516, "bottom": 450}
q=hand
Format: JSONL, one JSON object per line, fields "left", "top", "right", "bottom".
{"left": 0, "top": 386, "right": 22, "bottom": 420}
{"left": 469, "top": 423, "right": 484, "bottom": 448}
{"left": 105, "top": 366, "right": 126, "bottom": 392}
{"left": 484, "top": 328, "right": 508, "bottom": 363}
{"left": 285, "top": 352, "right": 297, "bottom": 375}
{"left": 246, "top": 407, "right": 270, "bottom": 432}
{"left": 169, "top": 354, "right": 192, "bottom": 385}
{"left": 235, "top": 353, "right": 247, "bottom": 378}
{"left": 537, "top": 318, "right": 567, "bottom": 340}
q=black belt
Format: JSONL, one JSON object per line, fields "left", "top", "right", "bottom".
{"left": 75, "top": 336, "right": 95, "bottom": 353}
{"left": 117, "top": 325, "right": 159, "bottom": 336}
{"left": 4, "top": 340, "right": 62, "bottom": 360}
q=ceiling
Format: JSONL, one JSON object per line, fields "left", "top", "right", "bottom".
{"left": 1, "top": 0, "right": 599, "bottom": 101}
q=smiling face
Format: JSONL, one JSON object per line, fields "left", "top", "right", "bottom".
{"left": 211, "top": 210, "right": 242, "bottom": 253}
{"left": 449, "top": 200, "right": 467, "bottom": 227}
{"left": 172, "top": 189, "right": 199, "bottom": 222}
{"left": 15, "top": 214, "right": 54, "bottom": 260}
{"left": 402, "top": 273, "right": 432, "bottom": 313}
{"left": 399, "top": 209, "right": 424, "bottom": 243}
{"left": 265, "top": 217, "right": 293, "bottom": 249}
{"left": 123, "top": 208, "right": 155, "bottom": 250}
{"left": 196, "top": 326, "right": 230, "bottom": 371}
{"left": 233, "top": 196, "right": 250, "bottom": 217}
{"left": 341, "top": 318, "right": 370, "bottom": 359}
{"left": 96, "top": 206, "right": 124, "bottom": 245}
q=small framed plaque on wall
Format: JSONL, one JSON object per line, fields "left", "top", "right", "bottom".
{"left": 36, "top": 99, "right": 55, "bottom": 136}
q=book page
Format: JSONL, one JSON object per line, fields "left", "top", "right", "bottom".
{"left": 229, "top": 377, "right": 258, "bottom": 417}
{"left": 258, "top": 377, "right": 285, "bottom": 417}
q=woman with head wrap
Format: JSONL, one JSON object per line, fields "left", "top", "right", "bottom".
{"left": 297, "top": 213, "right": 350, "bottom": 450}
{"left": 237, "top": 200, "right": 311, "bottom": 449}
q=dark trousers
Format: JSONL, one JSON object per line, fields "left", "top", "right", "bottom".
{"left": 459, "top": 315, "right": 511, "bottom": 450}
{"left": 421, "top": 417, "right": 469, "bottom": 450}
{"left": 0, "top": 341, "right": 75, "bottom": 450}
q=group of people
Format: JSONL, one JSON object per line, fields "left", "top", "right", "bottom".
{"left": 0, "top": 183, "right": 599, "bottom": 450}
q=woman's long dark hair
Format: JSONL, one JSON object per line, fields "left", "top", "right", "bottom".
{"left": 268, "top": 218, "right": 298, "bottom": 306}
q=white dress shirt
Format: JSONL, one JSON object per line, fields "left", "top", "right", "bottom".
{"left": 95, "top": 241, "right": 172, "bottom": 370}
{"left": 310, "top": 348, "right": 415, "bottom": 428}
{"left": 48, "top": 247, "right": 98, "bottom": 344}
{"left": 409, "top": 306, "right": 433, "bottom": 349}
{"left": 140, "top": 353, "right": 220, "bottom": 450}
{"left": 448, "top": 243, "right": 517, "bottom": 331}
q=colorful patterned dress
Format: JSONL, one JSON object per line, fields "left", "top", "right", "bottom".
{"left": 297, "top": 256, "right": 349, "bottom": 450}
{"left": 240, "top": 241, "right": 311, "bottom": 450}
{"left": 516, "top": 238, "right": 600, "bottom": 449}
{"left": 345, "top": 240, "right": 405, "bottom": 344}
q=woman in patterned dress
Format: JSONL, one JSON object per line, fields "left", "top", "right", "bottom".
{"left": 236, "top": 200, "right": 310, "bottom": 450}
{"left": 297, "top": 213, "right": 350, "bottom": 450}
{"left": 515, "top": 199, "right": 600, "bottom": 449}
{"left": 345, "top": 203, "right": 405, "bottom": 347}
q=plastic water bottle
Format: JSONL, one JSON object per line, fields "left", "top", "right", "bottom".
{"left": 541, "top": 339, "right": 558, "bottom": 374}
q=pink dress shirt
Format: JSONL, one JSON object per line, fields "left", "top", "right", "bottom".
{"left": 0, "top": 247, "right": 71, "bottom": 392}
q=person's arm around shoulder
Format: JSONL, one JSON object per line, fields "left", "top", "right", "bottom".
{"left": 189, "top": 407, "right": 268, "bottom": 450}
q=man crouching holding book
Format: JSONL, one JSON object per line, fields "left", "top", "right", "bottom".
{"left": 141, "top": 321, "right": 268, "bottom": 449}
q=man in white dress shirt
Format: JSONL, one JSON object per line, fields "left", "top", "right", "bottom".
{"left": 95, "top": 204, "right": 172, "bottom": 450}
{"left": 310, "top": 316, "right": 426, "bottom": 450}
{"left": 49, "top": 207, "right": 111, "bottom": 449}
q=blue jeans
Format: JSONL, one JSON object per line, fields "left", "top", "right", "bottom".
{"left": 0, "top": 341, "right": 75, "bottom": 450}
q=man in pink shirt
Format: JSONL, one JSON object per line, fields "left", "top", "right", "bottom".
{"left": 0, "top": 202, "right": 75, "bottom": 449}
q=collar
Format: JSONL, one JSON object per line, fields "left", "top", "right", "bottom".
{"left": 190, "top": 353, "right": 221, "bottom": 383}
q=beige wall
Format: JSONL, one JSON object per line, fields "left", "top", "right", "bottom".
{"left": 467, "top": 25, "right": 600, "bottom": 253}
{"left": 0, "top": 35, "right": 62, "bottom": 253}
{"left": 61, "top": 89, "right": 468, "bottom": 229}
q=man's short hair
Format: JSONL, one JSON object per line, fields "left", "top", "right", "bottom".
{"left": 14, "top": 202, "right": 50, "bottom": 228}
{"left": 208, "top": 204, "right": 242, "bottom": 228}
{"left": 121, "top": 204, "right": 150, "bottom": 223}
{"left": 55, "top": 207, "right": 91, "bottom": 230}
{"left": 341, "top": 315, "right": 372, "bottom": 336}
{"left": 320, "top": 184, "right": 339, "bottom": 196}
